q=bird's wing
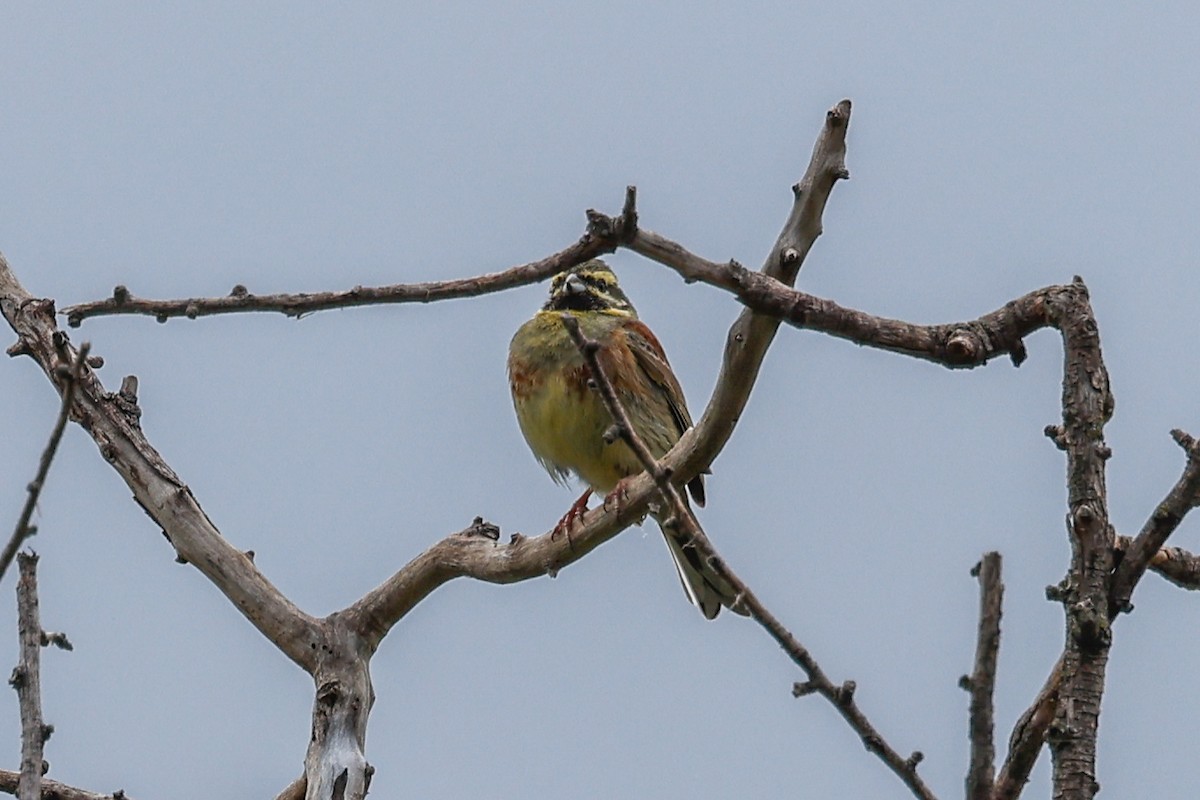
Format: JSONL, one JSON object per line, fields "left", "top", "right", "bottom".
{"left": 619, "top": 319, "right": 706, "bottom": 507}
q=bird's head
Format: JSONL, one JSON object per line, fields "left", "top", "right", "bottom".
{"left": 543, "top": 260, "right": 637, "bottom": 317}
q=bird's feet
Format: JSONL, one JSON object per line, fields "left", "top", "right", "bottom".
{"left": 601, "top": 478, "right": 632, "bottom": 514}
{"left": 551, "top": 489, "right": 593, "bottom": 541}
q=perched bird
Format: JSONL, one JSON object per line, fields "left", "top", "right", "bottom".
{"left": 507, "top": 260, "right": 742, "bottom": 619}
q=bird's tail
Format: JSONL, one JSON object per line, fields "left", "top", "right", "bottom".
{"left": 660, "top": 523, "right": 748, "bottom": 620}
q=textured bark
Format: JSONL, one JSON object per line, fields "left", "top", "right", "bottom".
{"left": 11, "top": 554, "right": 46, "bottom": 800}
{"left": 1043, "top": 283, "right": 1114, "bottom": 800}
{"left": 965, "top": 553, "right": 1002, "bottom": 800}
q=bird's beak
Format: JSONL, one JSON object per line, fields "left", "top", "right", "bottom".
{"left": 564, "top": 274, "right": 587, "bottom": 295}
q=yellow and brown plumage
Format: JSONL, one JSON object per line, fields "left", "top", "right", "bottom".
{"left": 507, "top": 260, "right": 741, "bottom": 619}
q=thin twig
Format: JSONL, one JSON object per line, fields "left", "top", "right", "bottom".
{"left": 11, "top": 553, "right": 47, "bottom": 800}
{"left": 0, "top": 342, "right": 89, "bottom": 584}
{"left": 561, "top": 315, "right": 937, "bottom": 800}
{"left": 963, "top": 553, "right": 1003, "bottom": 800}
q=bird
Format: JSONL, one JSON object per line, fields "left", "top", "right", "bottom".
{"left": 507, "top": 259, "right": 743, "bottom": 619}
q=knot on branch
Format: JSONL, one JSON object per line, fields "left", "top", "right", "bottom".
{"left": 8, "top": 665, "right": 27, "bottom": 689}
{"left": 792, "top": 680, "right": 818, "bottom": 698}
{"left": 1045, "top": 577, "right": 1071, "bottom": 604}
{"left": 945, "top": 328, "right": 983, "bottom": 364}
{"left": 1172, "top": 428, "right": 1200, "bottom": 460}
{"left": 584, "top": 187, "right": 639, "bottom": 247}
{"left": 5, "top": 336, "right": 32, "bottom": 358}
{"left": 1070, "top": 598, "right": 1112, "bottom": 650}
{"left": 835, "top": 680, "right": 857, "bottom": 706}
{"left": 466, "top": 517, "right": 500, "bottom": 541}
{"left": 40, "top": 631, "right": 73, "bottom": 651}
{"left": 1044, "top": 424, "right": 1068, "bottom": 450}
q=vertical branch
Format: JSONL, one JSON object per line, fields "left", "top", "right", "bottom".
{"left": 10, "top": 553, "right": 49, "bottom": 800}
{"left": 963, "top": 553, "right": 1003, "bottom": 800}
{"left": 1044, "top": 280, "right": 1115, "bottom": 800}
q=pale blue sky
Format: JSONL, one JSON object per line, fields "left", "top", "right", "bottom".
{"left": 2, "top": 3, "right": 1198, "bottom": 798}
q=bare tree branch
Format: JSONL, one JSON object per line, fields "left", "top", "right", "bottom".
{"left": 994, "top": 656, "right": 1064, "bottom": 800}
{"left": 1110, "top": 429, "right": 1200, "bottom": 615}
{"left": 1, "top": 263, "right": 321, "bottom": 672}
{"left": 347, "top": 100, "right": 854, "bottom": 650}
{"left": 273, "top": 775, "right": 305, "bottom": 800}
{"left": 1040, "top": 278, "right": 1115, "bottom": 800}
{"left": 0, "top": 769, "right": 131, "bottom": 800}
{"left": 60, "top": 231, "right": 622, "bottom": 326}
{"left": 963, "top": 553, "right": 1003, "bottom": 800}
{"left": 560, "top": 313, "right": 937, "bottom": 800}
{"left": 0, "top": 342, "right": 89, "bottom": 584}
{"left": 10, "top": 553, "right": 49, "bottom": 800}
{"left": 6, "top": 98, "right": 1152, "bottom": 799}
{"left": 993, "top": 427, "right": 1198, "bottom": 800}
{"left": 602, "top": 226, "right": 1051, "bottom": 369}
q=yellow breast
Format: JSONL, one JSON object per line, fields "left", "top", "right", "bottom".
{"left": 508, "top": 311, "right": 639, "bottom": 493}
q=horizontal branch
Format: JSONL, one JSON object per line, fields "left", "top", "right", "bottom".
{"left": 60, "top": 229, "right": 623, "bottom": 326}
{"left": 619, "top": 226, "right": 1052, "bottom": 369}
{"left": 0, "top": 768, "right": 133, "bottom": 800}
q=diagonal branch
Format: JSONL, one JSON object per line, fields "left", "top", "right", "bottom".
{"left": 0, "top": 257, "right": 321, "bottom": 672}
{"left": 560, "top": 311, "right": 936, "bottom": 800}
{"left": 0, "top": 341, "right": 89, "bottom": 584}
{"left": 60, "top": 230, "right": 623, "bottom": 326}
{"left": 1109, "top": 429, "right": 1200, "bottom": 615}
{"left": 962, "top": 553, "right": 1003, "bottom": 800}
{"left": 994, "top": 655, "right": 1064, "bottom": 800}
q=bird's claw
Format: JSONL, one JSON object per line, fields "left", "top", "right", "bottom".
{"left": 601, "top": 479, "right": 632, "bottom": 514}
{"left": 551, "top": 489, "right": 593, "bottom": 541}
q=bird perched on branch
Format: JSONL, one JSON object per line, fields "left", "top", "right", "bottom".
{"left": 507, "top": 259, "right": 742, "bottom": 619}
